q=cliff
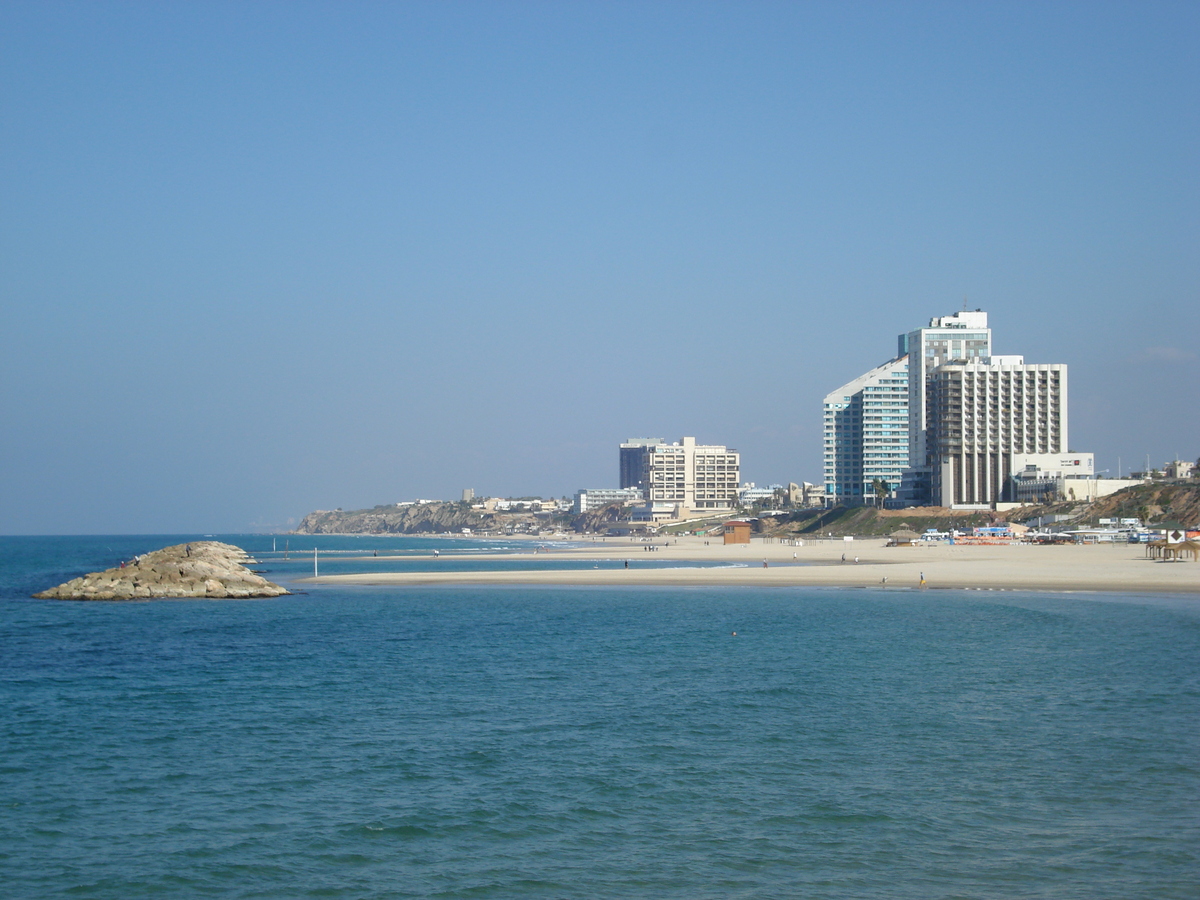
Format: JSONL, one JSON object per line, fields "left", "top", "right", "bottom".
{"left": 295, "top": 502, "right": 545, "bottom": 535}
{"left": 754, "top": 482, "right": 1200, "bottom": 538}
{"left": 758, "top": 505, "right": 999, "bottom": 537}
{"left": 294, "top": 501, "right": 633, "bottom": 535}
{"left": 1083, "top": 482, "right": 1200, "bottom": 526}
{"left": 33, "top": 541, "right": 289, "bottom": 600}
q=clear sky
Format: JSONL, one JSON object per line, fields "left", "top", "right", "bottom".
{"left": 2, "top": 1, "right": 1197, "bottom": 534}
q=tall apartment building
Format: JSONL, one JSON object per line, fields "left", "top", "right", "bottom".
{"left": 926, "top": 358, "right": 1067, "bottom": 507}
{"left": 822, "top": 356, "right": 909, "bottom": 505}
{"left": 620, "top": 436, "right": 740, "bottom": 515}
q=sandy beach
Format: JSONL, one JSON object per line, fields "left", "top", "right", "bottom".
{"left": 300, "top": 534, "right": 1200, "bottom": 594}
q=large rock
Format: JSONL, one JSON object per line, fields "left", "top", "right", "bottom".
{"left": 33, "top": 541, "right": 289, "bottom": 600}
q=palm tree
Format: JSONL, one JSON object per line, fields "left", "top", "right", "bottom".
{"left": 872, "top": 479, "right": 889, "bottom": 509}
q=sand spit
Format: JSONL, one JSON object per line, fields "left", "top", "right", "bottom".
{"left": 300, "top": 536, "right": 1200, "bottom": 594}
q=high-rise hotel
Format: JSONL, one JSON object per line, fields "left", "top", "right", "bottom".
{"left": 823, "top": 309, "right": 1074, "bottom": 508}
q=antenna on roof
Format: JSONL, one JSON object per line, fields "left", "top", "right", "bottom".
{"left": 962, "top": 296, "right": 968, "bottom": 312}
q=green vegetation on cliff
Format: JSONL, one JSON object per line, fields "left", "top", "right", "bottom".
{"left": 756, "top": 506, "right": 997, "bottom": 538}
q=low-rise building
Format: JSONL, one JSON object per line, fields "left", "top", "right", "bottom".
{"left": 739, "top": 482, "right": 785, "bottom": 507}
{"left": 573, "top": 487, "right": 645, "bottom": 514}
{"left": 1004, "top": 454, "right": 1143, "bottom": 503}
{"left": 1165, "top": 459, "right": 1196, "bottom": 479}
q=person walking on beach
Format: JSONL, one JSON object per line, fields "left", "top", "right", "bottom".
{"left": 841, "top": 553, "right": 846, "bottom": 563}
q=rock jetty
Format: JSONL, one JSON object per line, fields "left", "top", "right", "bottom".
{"left": 33, "top": 541, "right": 290, "bottom": 600}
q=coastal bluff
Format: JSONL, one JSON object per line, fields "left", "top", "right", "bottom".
{"left": 33, "top": 541, "right": 289, "bottom": 600}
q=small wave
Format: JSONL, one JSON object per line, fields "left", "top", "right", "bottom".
{"left": 357, "top": 823, "right": 434, "bottom": 838}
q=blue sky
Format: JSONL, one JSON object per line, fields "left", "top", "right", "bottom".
{"left": 2, "top": 1, "right": 1197, "bottom": 533}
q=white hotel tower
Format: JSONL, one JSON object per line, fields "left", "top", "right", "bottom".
{"left": 927, "top": 357, "right": 1067, "bottom": 507}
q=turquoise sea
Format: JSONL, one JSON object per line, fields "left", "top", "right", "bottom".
{"left": 2, "top": 534, "right": 1198, "bottom": 898}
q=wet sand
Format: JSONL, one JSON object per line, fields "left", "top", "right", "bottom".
{"left": 300, "top": 535, "right": 1200, "bottom": 594}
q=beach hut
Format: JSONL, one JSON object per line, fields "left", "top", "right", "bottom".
{"left": 723, "top": 521, "right": 752, "bottom": 545}
{"left": 887, "top": 529, "right": 921, "bottom": 547}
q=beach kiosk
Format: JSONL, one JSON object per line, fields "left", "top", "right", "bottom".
{"left": 723, "top": 520, "right": 752, "bottom": 545}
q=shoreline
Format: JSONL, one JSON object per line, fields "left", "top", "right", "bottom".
{"left": 297, "top": 535, "right": 1200, "bottom": 595}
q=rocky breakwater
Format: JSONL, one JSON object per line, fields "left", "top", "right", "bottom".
{"left": 33, "top": 541, "right": 290, "bottom": 600}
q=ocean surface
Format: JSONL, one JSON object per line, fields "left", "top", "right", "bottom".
{"left": 2, "top": 535, "right": 1198, "bottom": 899}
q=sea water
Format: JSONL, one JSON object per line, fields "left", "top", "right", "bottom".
{"left": 1, "top": 535, "right": 1197, "bottom": 898}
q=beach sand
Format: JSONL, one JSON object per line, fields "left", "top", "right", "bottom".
{"left": 300, "top": 534, "right": 1200, "bottom": 594}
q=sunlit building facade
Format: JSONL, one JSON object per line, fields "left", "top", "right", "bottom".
{"left": 823, "top": 356, "right": 909, "bottom": 506}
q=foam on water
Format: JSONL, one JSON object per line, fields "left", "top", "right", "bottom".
{"left": 2, "top": 536, "right": 1198, "bottom": 898}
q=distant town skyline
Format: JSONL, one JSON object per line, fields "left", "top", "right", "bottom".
{"left": 2, "top": 2, "right": 1196, "bottom": 533}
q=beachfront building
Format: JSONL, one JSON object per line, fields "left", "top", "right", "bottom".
{"left": 620, "top": 436, "right": 740, "bottom": 519}
{"left": 1005, "top": 453, "right": 1127, "bottom": 503}
{"left": 926, "top": 357, "right": 1068, "bottom": 507}
{"left": 619, "top": 438, "right": 665, "bottom": 493}
{"left": 822, "top": 356, "right": 910, "bottom": 506}
{"left": 895, "top": 310, "right": 993, "bottom": 504}
{"left": 572, "top": 487, "right": 645, "bottom": 514}
{"left": 738, "top": 483, "right": 786, "bottom": 508}
{"left": 822, "top": 307, "right": 1091, "bottom": 510}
